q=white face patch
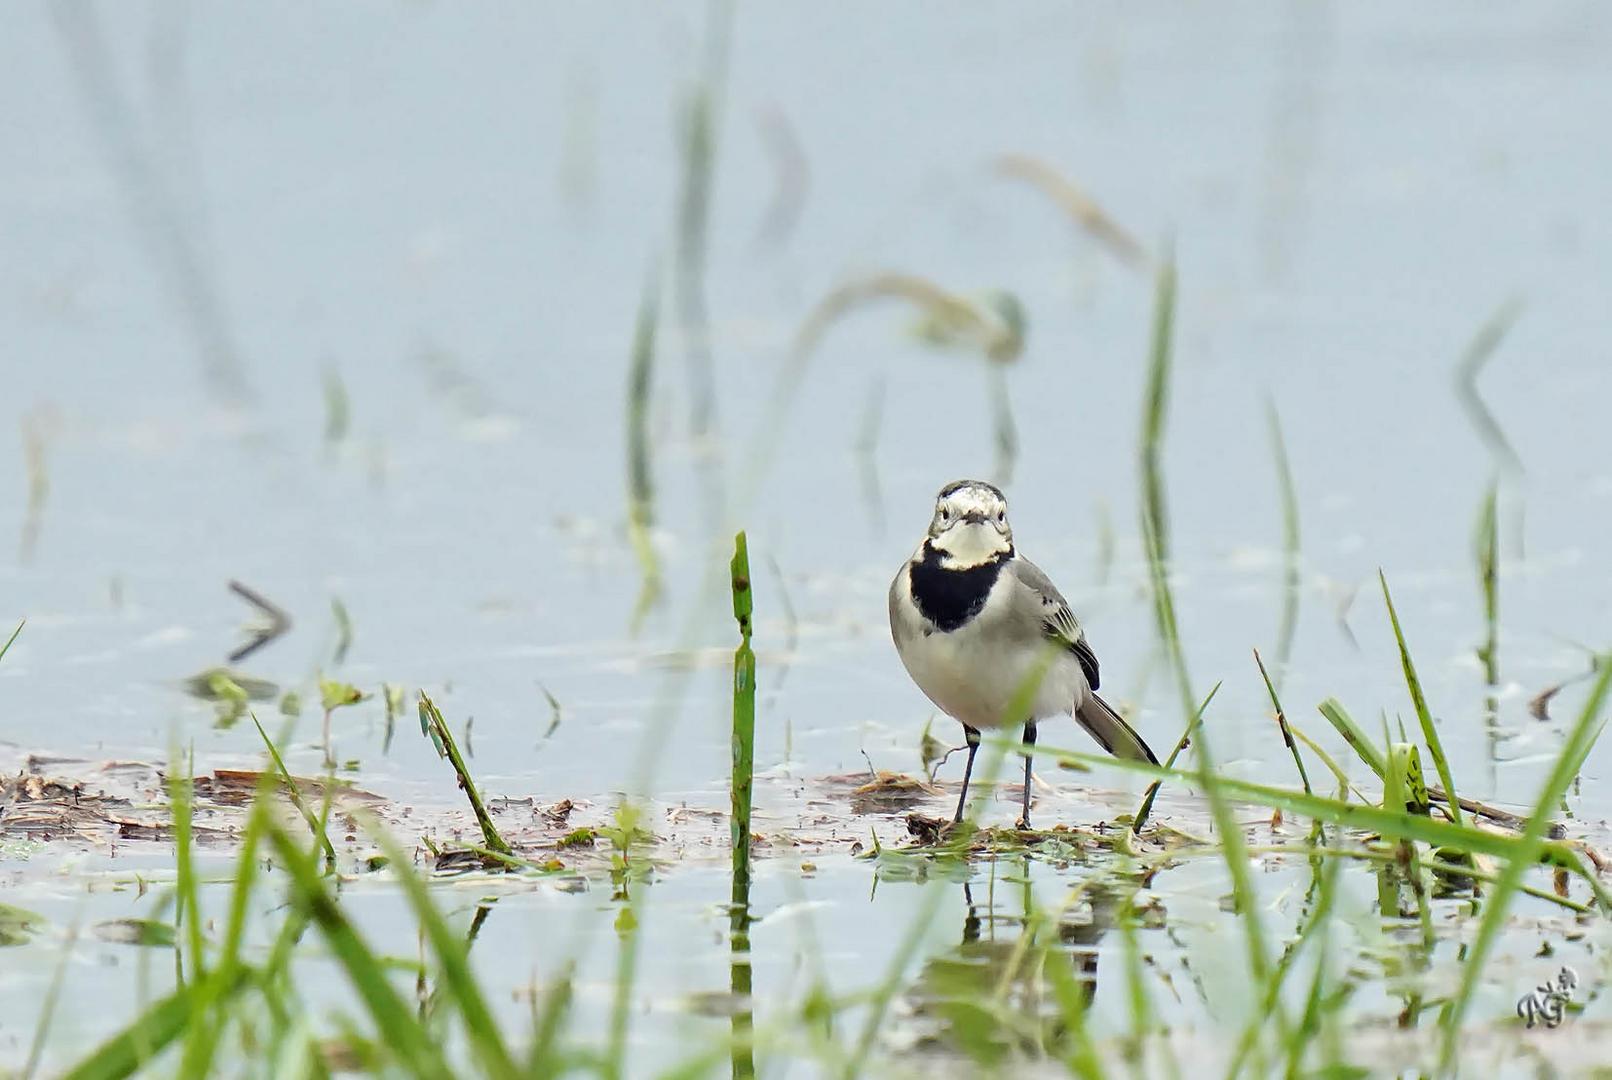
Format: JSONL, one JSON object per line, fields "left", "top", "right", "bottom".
{"left": 927, "top": 480, "right": 1012, "bottom": 565}
{"left": 930, "top": 522, "right": 1010, "bottom": 566}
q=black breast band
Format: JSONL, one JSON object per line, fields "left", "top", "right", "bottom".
{"left": 908, "top": 543, "right": 1010, "bottom": 632}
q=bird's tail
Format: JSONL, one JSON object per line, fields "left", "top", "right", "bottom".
{"left": 1074, "top": 694, "right": 1158, "bottom": 765}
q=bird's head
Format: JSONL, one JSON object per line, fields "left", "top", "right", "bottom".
{"left": 927, "top": 479, "right": 1013, "bottom": 566}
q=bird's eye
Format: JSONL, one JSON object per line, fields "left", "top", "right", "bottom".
{"left": 996, "top": 510, "right": 1005, "bottom": 522}
{"left": 939, "top": 508, "right": 951, "bottom": 522}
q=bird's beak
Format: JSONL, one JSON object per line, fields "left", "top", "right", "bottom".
{"left": 960, "top": 511, "right": 989, "bottom": 525}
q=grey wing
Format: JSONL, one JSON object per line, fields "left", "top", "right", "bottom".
{"left": 1010, "top": 556, "right": 1100, "bottom": 691}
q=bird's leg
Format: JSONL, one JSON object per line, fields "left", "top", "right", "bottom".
{"left": 953, "top": 726, "right": 982, "bottom": 825}
{"left": 1017, "top": 721, "right": 1037, "bottom": 830}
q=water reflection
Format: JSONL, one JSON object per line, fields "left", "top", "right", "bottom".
{"left": 729, "top": 863, "right": 754, "bottom": 1079}
{"left": 892, "top": 878, "right": 1122, "bottom": 1065}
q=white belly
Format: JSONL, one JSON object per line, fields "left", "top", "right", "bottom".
{"left": 896, "top": 614, "right": 1088, "bottom": 731}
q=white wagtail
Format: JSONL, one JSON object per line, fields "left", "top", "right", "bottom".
{"left": 888, "top": 479, "right": 1158, "bottom": 828}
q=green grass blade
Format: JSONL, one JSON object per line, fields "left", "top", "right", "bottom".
{"left": 1475, "top": 480, "right": 1502, "bottom": 783}
{"left": 841, "top": 883, "right": 948, "bottom": 1079}
{"left": 252, "top": 715, "right": 336, "bottom": 867}
{"left": 23, "top": 916, "right": 78, "bottom": 1079}
{"left": 1453, "top": 297, "right": 1524, "bottom": 474}
{"left": 1024, "top": 740, "right": 1612, "bottom": 910}
{"left": 0, "top": 618, "right": 22, "bottom": 663}
{"left": 1286, "top": 722, "right": 1364, "bottom": 802}
{"left": 1439, "top": 655, "right": 1612, "bottom": 1068}
{"left": 1133, "top": 681, "right": 1221, "bottom": 832}
{"left": 605, "top": 901, "right": 642, "bottom": 1080}
{"left": 729, "top": 531, "right": 758, "bottom": 1078}
{"left": 368, "top": 828, "right": 518, "bottom": 1079}
{"left": 730, "top": 531, "right": 756, "bottom": 886}
{"left": 263, "top": 821, "right": 454, "bottom": 1079}
{"left": 1133, "top": 263, "right": 1282, "bottom": 1053}
{"left": 1473, "top": 482, "right": 1500, "bottom": 688}
{"left": 1138, "top": 256, "right": 1177, "bottom": 562}
{"left": 1379, "top": 571, "right": 1462, "bottom": 827}
{"left": 1185, "top": 692, "right": 1284, "bottom": 1056}
{"left": 524, "top": 961, "right": 575, "bottom": 1076}
{"left": 418, "top": 691, "right": 510, "bottom": 855}
{"left": 626, "top": 270, "right": 662, "bottom": 627}
{"left": 178, "top": 789, "right": 274, "bottom": 1077}
{"left": 1382, "top": 733, "right": 1407, "bottom": 817}
{"left": 1316, "top": 697, "right": 1385, "bottom": 779}
{"left": 1254, "top": 649, "right": 1311, "bottom": 795}
{"left": 58, "top": 971, "right": 252, "bottom": 1080}
{"left": 1226, "top": 850, "right": 1340, "bottom": 1078}
{"left": 167, "top": 746, "right": 205, "bottom": 984}
{"left": 1266, "top": 399, "right": 1301, "bottom": 684}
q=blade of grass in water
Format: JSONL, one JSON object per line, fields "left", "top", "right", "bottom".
{"left": 730, "top": 531, "right": 756, "bottom": 887}
{"left": 367, "top": 827, "right": 518, "bottom": 1079}
{"left": 58, "top": 971, "right": 251, "bottom": 1080}
{"left": 671, "top": 0, "right": 733, "bottom": 440}
{"left": 418, "top": 691, "right": 510, "bottom": 855}
{"left": 1380, "top": 571, "right": 1462, "bottom": 827}
{"left": 178, "top": 774, "right": 280, "bottom": 1075}
{"left": 1180, "top": 674, "right": 1285, "bottom": 1059}
{"left": 1474, "top": 482, "right": 1500, "bottom": 689}
{"left": 167, "top": 746, "right": 204, "bottom": 985}
{"left": 729, "top": 531, "right": 758, "bottom": 1078}
{"left": 1266, "top": 399, "right": 1301, "bottom": 685}
{"left": 626, "top": 271, "right": 661, "bottom": 627}
{"left": 1138, "top": 258, "right": 1177, "bottom": 581}
{"left": 524, "top": 960, "right": 576, "bottom": 1076}
{"left": 1116, "top": 887, "right": 1158, "bottom": 1063}
{"left": 1391, "top": 742, "right": 1440, "bottom": 946}
{"left": 605, "top": 898, "right": 642, "bottom": 1080}
{"left": 19, "top": 411, "right": 50, "bottom": 563}
{"left": 251, "top": 715, "right": 335, "bottom": 868}
{"left": 1132, "top": 253, "right": 1205, "bottom": 833}
{"left": 1133, "top": 260, "right": 1283, "bottom": 1059}
{"left": 330, "top": 596, "right": 353, "bottom": 666}
{"left": 1453, "top": 297, "right": 1524, "bottom": 475}
{"left": 23, "top": 915, "right": 78, "bottom": 1079}
{"left": 1029, "top": 741, "right": 1612, "bottom": 910}
{"left": 993, "top": 153, "right": 1149, "bottom": 270}
{"left": 1315, "top": 696, "right": 1522, "bottom": 823}
{"left": 1041, "top": 924, "right": 1105, "bottom": 1079}
{"left": 1132, "top": 681, "right": 1220, "bottom": 831}
{"left": 263, "top": 820, "right": 455, "bottom": 1079}
{"left": 0, "top": 618, "right": 22, "bottom": 663}
{"left": 1227, "top": 841, "right": 1586, "bottom": 913}
{"left": 1255, "top": 648, "right": 1312, "bottom": 795}
{"left": 1440, "top": 655, "right": 1612, "bottom": 1069}
{"left": 322, "top": 363, "right": 350, "bottom": 448}
{"left": 1317, "top": 697, "right": 1386, "bottom": 779}
{"left": 1130, "top": 255, "right": 1198, "bottom": 821}
{"left": 1286, "top": 722, "right": 1365, "bottom": 801}
{"left": 1227, "top": 850, "right": 1342, "bottom": 1077}
{"left": 1475, "top": 480, "right": 1502, "bottom": 783}
{"left": 842, "top": 883, "right": 948, "bottom": 1079}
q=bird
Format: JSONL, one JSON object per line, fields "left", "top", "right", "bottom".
{"left": 888, "top": 479, "right": 1157, "bottom": 829}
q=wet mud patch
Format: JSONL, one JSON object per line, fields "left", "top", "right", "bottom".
{"left": 2, "top": 749, "right": 1217, "bottom": 878}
